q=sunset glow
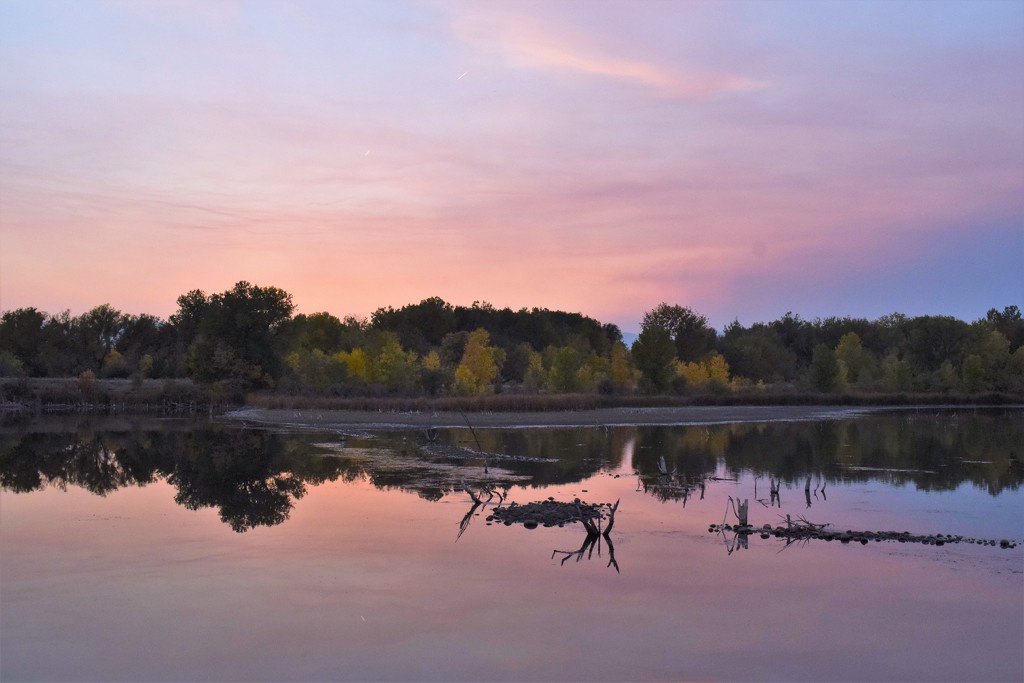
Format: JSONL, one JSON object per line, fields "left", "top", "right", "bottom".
{"left": 1, "top": 0, "right": 1021, "bottom": 330}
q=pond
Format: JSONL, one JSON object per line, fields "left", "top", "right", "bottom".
{"left": 2, "top": 408, "right": 1022, "bottom": 682}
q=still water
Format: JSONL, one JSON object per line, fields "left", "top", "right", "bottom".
{"left": 2, "top": 409, "right": 1022, "bottom": 682}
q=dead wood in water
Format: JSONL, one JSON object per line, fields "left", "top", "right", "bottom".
{"left": 708, "top": 514, "right": 1020, "bottom": 551}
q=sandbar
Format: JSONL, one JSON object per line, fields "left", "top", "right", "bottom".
{"left": 224, "top": 404, "right": 885, "bottom": 431}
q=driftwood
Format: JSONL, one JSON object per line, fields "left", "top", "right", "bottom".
{"left": 726, "top": 496, "right": 749, "bottom": 526}
{"left": 456, "top": 481, "right": 508, "bottom": 540}
{"left": 708, "top": 514, "right": 1019, "bottom": 550}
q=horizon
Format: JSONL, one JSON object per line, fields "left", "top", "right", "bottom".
{"left": 0, "top": 286, "right": 1011, "bottom": 338}
{"left": 1, "top": 1, "right": 1022, "bottom": 333}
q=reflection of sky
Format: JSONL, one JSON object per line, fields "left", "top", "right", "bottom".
{"left": 2, "top": 414, "right": 1022, "bottom": 679}
{"left": 2, "top": 1, "right": 1022, "bottom": 329}
{"left": 704, "top": 472, "right": 1024, "bottom": 540}
{"left": 2, "top": 471, "right": 1021, "bottom": 682}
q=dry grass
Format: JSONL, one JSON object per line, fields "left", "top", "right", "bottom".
{"left": 3, "top": 377, "right": 1019, "bottom": 416}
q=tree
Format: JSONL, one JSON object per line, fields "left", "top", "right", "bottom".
{"left": 419, "top": 350, "right": 448, "bottom": 396}
{"left": 609, "top": 342, "right": 635, "bottom": 392}
{"left": 118, "top": 314, "right": 171, "bottom": 377}
{"left": 502, "top": 342, "right": 535, "bottom": 383}
{"left": 290, "top": 312, "right": 349, "bottom": 354}
{"left": 903, "top": 315, "right": 969, "bottom": 374}
{"left": 835, "top": 332, "right": 874, "bottom": 386}
{"left": 674, "top": 353, "right": 730, "bottom": 391}
{"left": 641, "top": 303, "right": 716, "bottom": 362}
{"left": 369, "top": 332, "right": 419, "bottom": 392}
{"left": 545, "top": 345, "right": 583, "bottom": 393}
{"left": 453, "top": 329, "right": 503, "bottom": 395}
{"left": 878, "top": 351, "right": 912, "bottom": 392}
{"left": 720, "top": 322, "right": 798, "bottom": 383}
{"left": 284, "top": 349, "right": 347, "bottom": 394}
{"left": 175, "top": 282, "right": 295, "bottom": 388}
{"left": 371, "top": 297, "right": 456, "bottom": 355}
{"left": 985, "top": 306, "right": 1024, "bottom": 351}
{"left": 0, "top": 308, "right": 47, "bottom": 375}
{"left": 962, "top": 330, "right": 1016, "bottom": 392}
{"left": 808, "top": 344, "right": 840, "bottom": 392}
{"left": 75, "top": 304, "right": 127, "bottom": 372}
{"left": 337, "top": 348, "right": 371, "bottom": 383}
{"left": 631, "top": 326, "right": 676, "bottom": 392}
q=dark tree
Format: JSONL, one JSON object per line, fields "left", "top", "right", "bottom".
{"left": 641, "top": 303, "right": 716, "bottom": 362}
{"left": 175, "top": 281, "right": 295, "bottom": 388}
{"left": 632, "top": 326, "right": 676, "bottom": 392}
{"left": 372, "top": 297, "right": 457, "bottom": 355}
{"left": 0, "top": 308, "right": 47, "bottom": 375}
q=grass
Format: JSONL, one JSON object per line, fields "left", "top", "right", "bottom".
{"left": 3, "top": 377, "right": 1020, "bottom": 416}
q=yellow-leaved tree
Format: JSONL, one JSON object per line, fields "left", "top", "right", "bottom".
{"left": 336, "top": 348, "right": 371, "bottom": 382}
{"left": 453, "top": 329, "right": 502, "bottom": 395}
{"left": 675, "top": 353, "right": 730, "bottom": 390}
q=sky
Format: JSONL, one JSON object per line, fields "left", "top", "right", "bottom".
{"left": 1, "top": 0, "right": 1022, "bottom": 333}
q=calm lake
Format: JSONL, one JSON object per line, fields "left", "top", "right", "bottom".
{"left": 2, "top": 408, "right": 1022, "bottom": 682}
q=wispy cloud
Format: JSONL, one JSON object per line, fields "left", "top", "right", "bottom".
{"left": 451, "top": 8, "right": 768, "bottom": 99}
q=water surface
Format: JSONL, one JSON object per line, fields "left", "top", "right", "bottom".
{"left": 2, "top": 409, "right": 1022, "bottom": 682}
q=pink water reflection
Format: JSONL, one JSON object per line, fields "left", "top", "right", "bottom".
{"left": 3, "top": 453, "right": 1022, "bottom": 682}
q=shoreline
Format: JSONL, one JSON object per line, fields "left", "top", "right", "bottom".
{"left": 223, "top": 404, "right": 900, "bottom": 430}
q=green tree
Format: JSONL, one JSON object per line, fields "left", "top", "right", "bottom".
{"left": 962, "top": 330, "right": 1017, "bottom": 392}
{"left": 808, "top": 344, "right": 840, "bottom": 392}
{"left": 372, "top": 297, "right": 456, "bottom": 355}
{"left": 609, "top": 342, "right": 635, "bottom": 392}
{"left": 878, "top": 351, "right": 912, "bottom": 392}
{"left": 834, "top": 332, "right": 874, "bottom": 386}
{"left": 985, "top": 305, "right": 1024, "bottom": 351}
{"left": 0, "top": 308, "right": 47, "bottom": 375}
{"left": 632, "top": 326, "right": 676, "bottom": 392}
{"left": 75, "top": 304, "right": 127, "bottom": 372}
{"left": 174, "top": 282, "right": 295, "bottom": 388}
{"left": 720, "top": 322, "right": 798, "bottom": 383}
{"left": 641, "top": 303, "right": 717, "bottom": 362}
{"left": 545, "top": 345, "right": 583, "bottom": 393}
{"left": 369, "top": 332, "right": 419, "bottom": 392}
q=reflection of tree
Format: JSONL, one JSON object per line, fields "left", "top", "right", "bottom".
{"left": 442, "top": 427, "right": 624, "bottom": 486}
{"left": 0, "top": 427, "right": 164, "bottom": 495}
{"left": 168, "top": 430, "right": 311, "bottom": 532}
{"left": 0, "top": 422, "right": 348, "bottom": 533}
{"left": 3, "top": 409, "right": 1022, "bottom": 534}
{"left": 553, "top": 533, "right": 619, "bottom": 572}
{"left": 627, "top": 410, "right": 1024, "bottom": 498}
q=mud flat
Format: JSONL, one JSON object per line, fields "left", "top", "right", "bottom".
{"left": 225, "top": 404, "right": 881, "bottom": 430}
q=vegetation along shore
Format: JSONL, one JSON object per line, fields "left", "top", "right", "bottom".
{"left": 2, "top": 281, "right": 1021, "bottom": 415}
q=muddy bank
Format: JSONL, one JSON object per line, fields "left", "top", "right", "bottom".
{"left": 224, "top": 404, "right": 883, "bottom": 430}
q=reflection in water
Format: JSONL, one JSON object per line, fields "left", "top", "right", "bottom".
{"left": 0, "top": 423, "right": 355, "bottom": 532}
{"left": 1, "top": 409, "right": 1021, "bottom": 534}
{"left": 3, "top": 410, "right": 1021, "bottom": 683}
{"left": 623, "top": 409, "right": 1023, "bottom": 498}
{"left": 553, "top": 533, "right": 619, "bottom": 572}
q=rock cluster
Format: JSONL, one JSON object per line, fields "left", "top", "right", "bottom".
{"left": 488, "top": 498, "right": 609, "bottom": 529}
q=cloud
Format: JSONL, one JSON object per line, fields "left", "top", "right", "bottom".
{"left": 450, "top": 8, "right": 767, "bottom": 99}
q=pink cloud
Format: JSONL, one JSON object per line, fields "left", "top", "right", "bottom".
{"left": 450, "top": 7, "right": 768, "bottom": 99}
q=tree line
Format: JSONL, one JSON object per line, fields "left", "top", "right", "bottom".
{"left": 1, "top": 282, "right": 1021, "bottom": 396}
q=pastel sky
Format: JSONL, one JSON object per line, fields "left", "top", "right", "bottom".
{"left": 1, "top": 0, "right": 1022, "bottom": 332}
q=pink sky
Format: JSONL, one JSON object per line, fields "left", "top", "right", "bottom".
{"left": 1, "top": 0, "right": 1021, "bottom": 331}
